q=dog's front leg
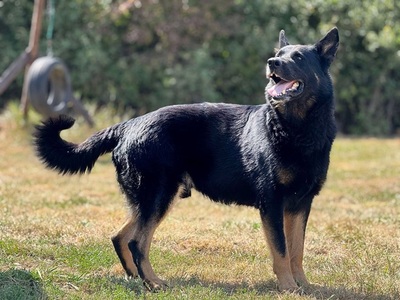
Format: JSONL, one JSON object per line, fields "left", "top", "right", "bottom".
{"left": 283, "top": 209, "right": 310, "bottom": 286}
{"left": 260, "top": 207, "right": 298, "bottom": 291}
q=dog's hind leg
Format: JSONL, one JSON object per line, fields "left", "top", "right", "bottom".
{"left": 111, "top": 215, "right": 139, "bottom": 278}
{"left": 284, "top": 209, "right": 311, "bottom": 286}
{"left": 124, "top": 173, "right": 179, "bottom": 291}
{"left": 128, "top": 215, "right": 168, "bottom": 291}
{"left": 260, "top": 207, "right": 298, "bottom": 291}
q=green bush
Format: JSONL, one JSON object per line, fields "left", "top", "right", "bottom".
{"left": 0, "top": 0, "right": 399, "bottom": 135}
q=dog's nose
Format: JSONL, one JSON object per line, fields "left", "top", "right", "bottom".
{"left": 267, "top": 58, "right": 282, "bottom": 68}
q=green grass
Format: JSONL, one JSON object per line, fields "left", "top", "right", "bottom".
{"left": 1, "top": 103, "right": 399, "bottom": 299}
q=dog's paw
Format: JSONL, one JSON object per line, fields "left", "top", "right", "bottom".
{"left": 293, "top": 274, "right": 309, "bottom": 287}
{"left": 124, "top": 273, "right": 139, "bottom": 281}
{"left": 143, "top": 277, "right": 169, "bottom": 292}
{"left": 277, "top": 278, "right": 299, "bottom": 292}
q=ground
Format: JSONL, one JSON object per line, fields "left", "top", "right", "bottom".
{"left": 0, "top": 103, "right": 399, "bottom": 299}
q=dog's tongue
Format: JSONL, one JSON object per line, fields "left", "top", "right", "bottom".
{"left": 267, "top": 80, "right": 296, "bottom": 97}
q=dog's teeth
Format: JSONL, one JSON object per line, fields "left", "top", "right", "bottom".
{"left": 282, "top": 90, "right": 286, "bottom": 95}
{"left": 292, "top": 81, "right": 299, "bottom": 89}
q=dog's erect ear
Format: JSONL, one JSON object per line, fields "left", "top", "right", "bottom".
{"left": 316, "top": 27, "right": 339, "bottom": 66}
{"left": 279, "top": 30, "right": 290, "bottom": 48}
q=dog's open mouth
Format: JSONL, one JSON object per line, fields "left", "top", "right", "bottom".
{"left": 267, "top": 73, "right": 303, "bottom": 100}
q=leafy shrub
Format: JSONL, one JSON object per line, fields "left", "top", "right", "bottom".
{"left": 0, "top": 0, "right": 399, "bottom": 135}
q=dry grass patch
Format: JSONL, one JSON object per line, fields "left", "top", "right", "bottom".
{"left": 1, "top": 103, "right": 399, "bottom": 299}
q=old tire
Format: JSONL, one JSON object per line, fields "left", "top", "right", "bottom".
{"left": 27, "top": 57, "right": 72, "bottom": 117}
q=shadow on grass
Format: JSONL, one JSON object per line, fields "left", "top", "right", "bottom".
{"left": 300, "top": 283, "right": 398, "bottom": 300}
{"left": 173, "top": 277, "right": 398, "bottom": 300}
{"left": 0, "top": 269, "right": 46, "bottom": 300}
{"left": 107, "top": 275, "right": 147, "bottom": 295}
{"left": 107, "top": 275, "right": 399, "bottom": 300}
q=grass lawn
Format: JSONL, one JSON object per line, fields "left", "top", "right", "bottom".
{"left": 1, "top": 103, "right": 399, "bottom": 299}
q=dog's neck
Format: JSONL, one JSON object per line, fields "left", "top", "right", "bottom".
{"left": 265, "top": 98, "right": 336, "bottom": 152}
{"left": 268, "top": 96, "right": 317, "bottom": 122}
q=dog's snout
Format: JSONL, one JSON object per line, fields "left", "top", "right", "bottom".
{"left": 268, "top": 58, "right": 282, "bottom": 68}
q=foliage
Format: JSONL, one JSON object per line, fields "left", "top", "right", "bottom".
{"left": 0, "top": 0, "right": 399, "bottom": 135}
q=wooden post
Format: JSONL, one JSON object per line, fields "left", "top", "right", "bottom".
{"left": 20, "top": 0, "right": 46, "bottom": 119}
{"left": 0, "top": 52, "right": 30, "bottom": 95}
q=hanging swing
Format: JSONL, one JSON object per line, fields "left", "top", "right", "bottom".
{"left": 27, "top": 57, "right": 72, "bottom": 117}
{"left": 26, "top": 0, "right": 94, "bottom": 126}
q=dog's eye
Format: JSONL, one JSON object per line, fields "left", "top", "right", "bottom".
{"left": 292, "top": 52, "right": 303, "bottom": 61}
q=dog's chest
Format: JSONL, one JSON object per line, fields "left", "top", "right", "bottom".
{"left": 274, "top": 149, "right": 328, "bottom": 196}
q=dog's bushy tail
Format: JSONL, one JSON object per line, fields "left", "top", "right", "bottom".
{"left": 34, "top": 115, "right": 123, "bottom": 175}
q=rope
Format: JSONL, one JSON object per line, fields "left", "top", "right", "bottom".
{"left": 46, "top": 0, "right": 55, "bottom": 56}
{"left": 28, "top": 0, "right": 94, "bottom": 126}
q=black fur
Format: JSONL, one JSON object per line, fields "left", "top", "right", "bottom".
{"left": 34, "top": 115, "right": 122, "bottom": 174}
{"left": 33, "top": 28, "right": 339, "bottom": 291}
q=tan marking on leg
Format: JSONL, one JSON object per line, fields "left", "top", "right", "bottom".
{"left": 129, "top": 189, "right": 180, "bottom": 290}
{"left": 284, "top": 211, "right": 309, "bottom": 286}
{"left": 261, "top": 216, "right": 298, "bottom": 291}
{"left": 132, "top": 218, "right": 168, "bottom": 291}
{"left": 112, "top": 215, "right": 138, "bottom": 277}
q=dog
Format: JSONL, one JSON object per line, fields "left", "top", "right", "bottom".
{"left": 33, "top": 28, "right": 339, "bottom": 291}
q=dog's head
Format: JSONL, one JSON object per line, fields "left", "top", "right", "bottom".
{"left": 265, "top": 28, "right": 339, "bottom": 115}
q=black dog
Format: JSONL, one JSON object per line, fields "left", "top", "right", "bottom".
{"left": 34, "top": 28, "right": 339, "bottom": 291}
